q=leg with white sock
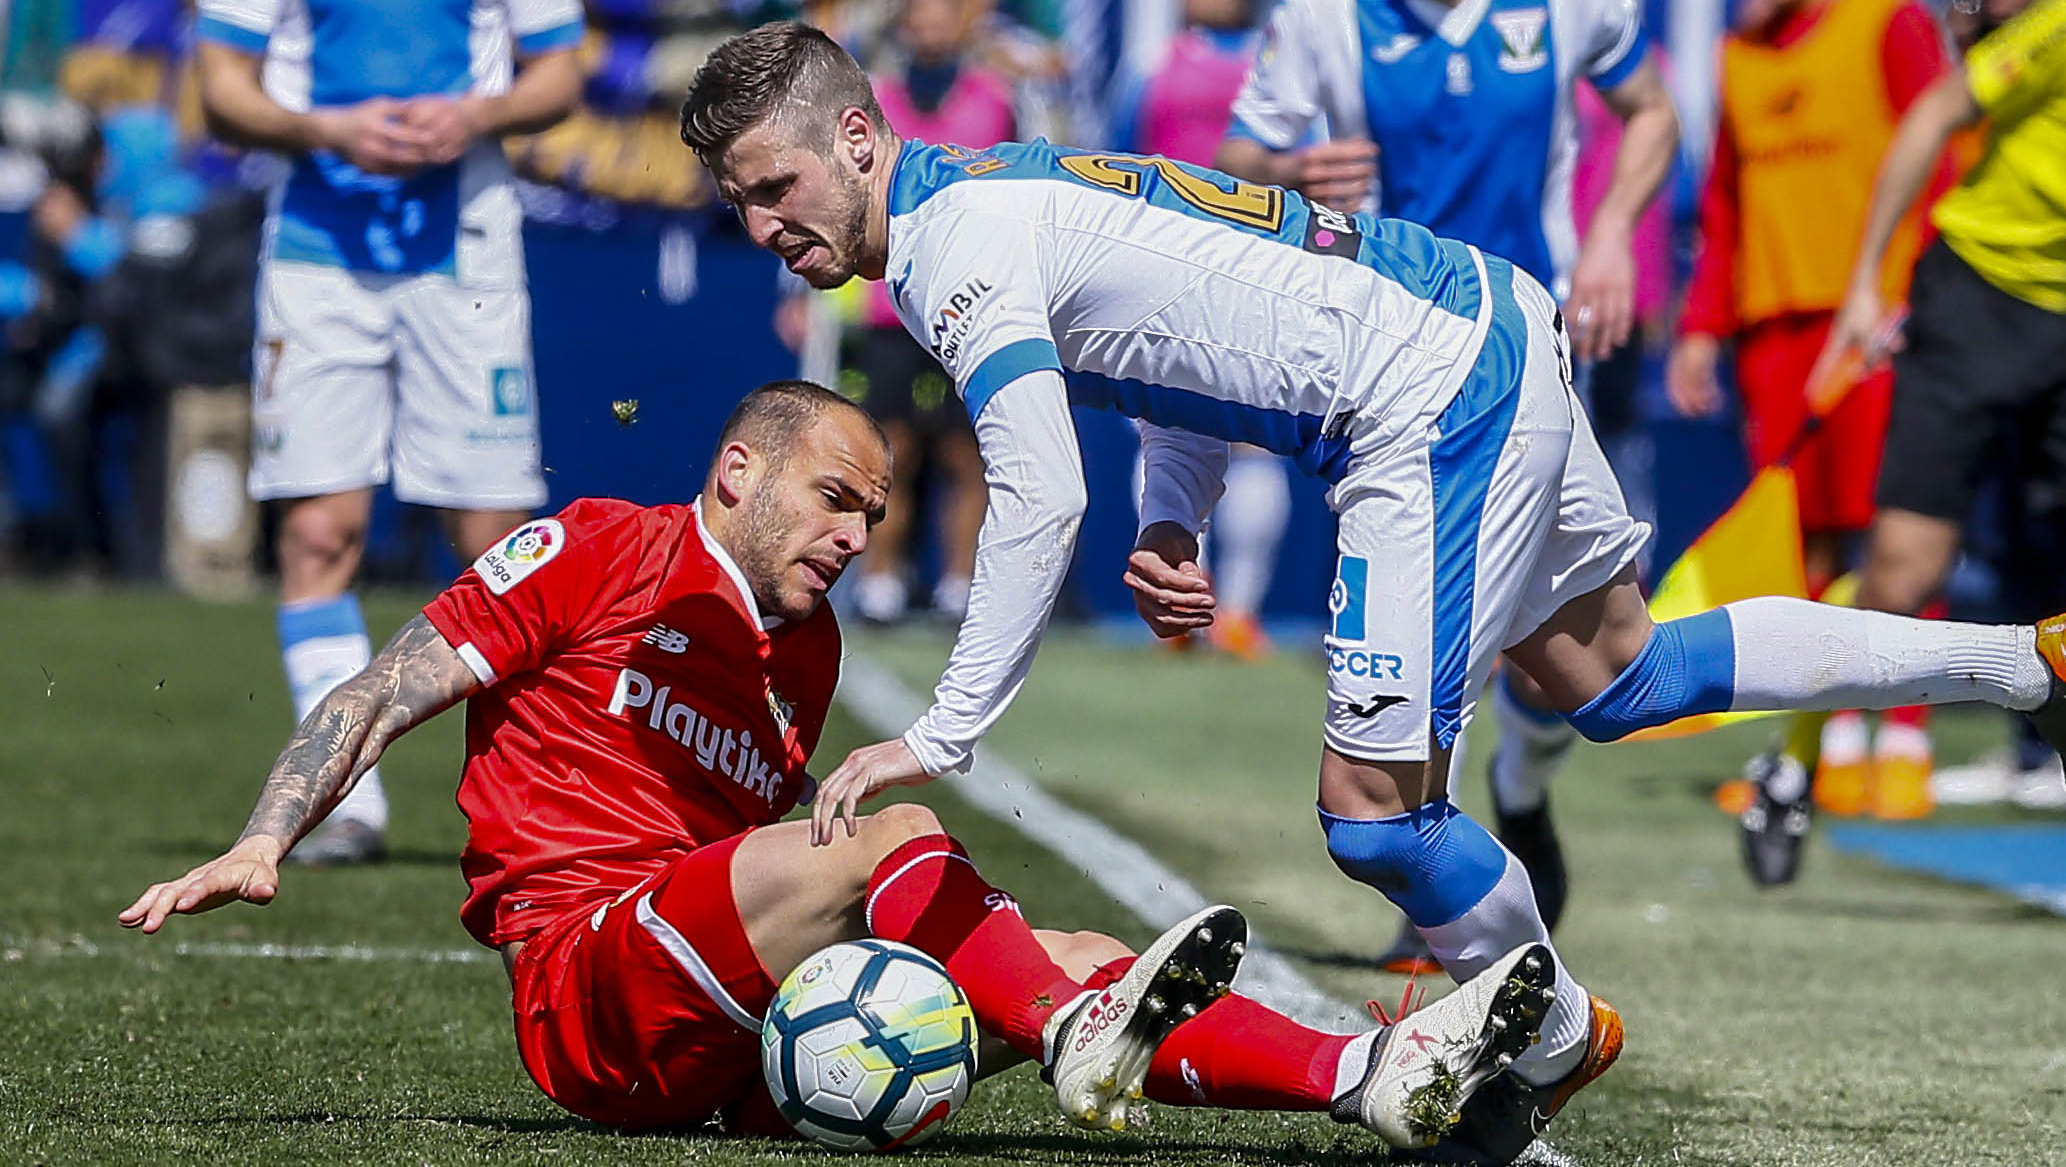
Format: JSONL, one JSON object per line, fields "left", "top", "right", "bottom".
{"left": 1318, "top": 764, "right": 1591, "bottom": 1091}
{"left": 1487, "top": 667, "right": 1576, "bottom": 931}
{"left": 1516, "top": 578, "right": 2055, "bottom": 746}
{"left": 274, "top": 491, "right": 387, "bottom": 863}
{"left": 1208, "top": 448, "right": 1290, "bottom": 658}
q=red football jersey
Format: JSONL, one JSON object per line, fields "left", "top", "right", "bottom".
{"left": 422, "top": 498, "right": 842, "bottom": 948}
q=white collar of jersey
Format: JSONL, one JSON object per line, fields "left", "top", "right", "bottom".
{"left": 692, "top": 496, "right": 784, "bottom": 631}
{"left": 1406, "top": 0, "right": 1496, "bottom": 47}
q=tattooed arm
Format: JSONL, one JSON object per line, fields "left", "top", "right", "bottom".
{"left": 119, "top": 615, "right": 481, "bottom": 934}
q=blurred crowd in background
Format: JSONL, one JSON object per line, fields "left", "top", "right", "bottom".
{"left": 0, "top": 0, "right": 2060, "bottom": 818}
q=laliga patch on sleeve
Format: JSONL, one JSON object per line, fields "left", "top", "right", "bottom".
{"left": 473, "top": 518, "right": 565, "bottom": 595}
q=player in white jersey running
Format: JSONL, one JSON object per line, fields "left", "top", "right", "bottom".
{"left": 196, "top": 0, "right": 584, "bottom": 863}
{"left": 679, "top": 21, "right": 2066, "bottom": 1163}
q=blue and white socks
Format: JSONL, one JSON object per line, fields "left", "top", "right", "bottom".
{"left": 1321, "top": 801, "right": 1588, "bottom": 1084}
{"left": 278, "top": 595, "right": 386, "bottom": 832}
{"left": 1569, "top": 601, "right": 2051, "bottom": 743}
{"left": 1717, "top": 597, "right": 2048, "bottom": 714}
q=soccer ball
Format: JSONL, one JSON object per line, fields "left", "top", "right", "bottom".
{"left": 762, "top": 939, "right": 978, "bottom": 1151}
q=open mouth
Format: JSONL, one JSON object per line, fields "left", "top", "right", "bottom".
{"left": 800, "top": 558, "right": 841, "bottom": 591}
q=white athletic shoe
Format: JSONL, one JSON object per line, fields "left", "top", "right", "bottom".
{"left": 1042, "top": 904, "right": 1247, "bottom": 1131}
{"left": 1333, "top": 942, "right": 1558, "bottom": 1149}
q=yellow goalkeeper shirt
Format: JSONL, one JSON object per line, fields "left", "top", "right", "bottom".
{"left": 1933, "top": 0, "right": 2066, "bottom": 312}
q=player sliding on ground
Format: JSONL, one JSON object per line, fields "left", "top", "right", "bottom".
{"left": 119, "top": 381, "right": 1555, "bottom": 1145}
{"left": 679, "top": 25, "right": 2066, "bottom": 1164}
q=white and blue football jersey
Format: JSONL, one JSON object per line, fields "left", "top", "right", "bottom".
{"left": 196, "top": 0, "right": 583, "bottom": 282}
{"left": 881, "top": 138, "right": 1542, "bottom": 775}
{"left": 886, "top": 139, "right": 1498, "bottom": 482}
{"left": 1227, "top": 0, "right": 1648, "bottom": 296}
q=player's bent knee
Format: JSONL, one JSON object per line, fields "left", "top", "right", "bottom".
{"left": 865, "top": 802, "right": 943, "bottom": 846}
{"left": 1035, "top": 929, "right": 1132, "bottom": 980}
{"left": 1566, "top": 609, "right": 1737, "bottom": 743}
{"left": 1319, "top": 801, "right": 1509, "bottom": 928}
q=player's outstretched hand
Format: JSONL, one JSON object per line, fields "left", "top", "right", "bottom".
{"left": 1566, "top": 230, "right": 1635, "bottom": 363}
{"left": 118, "top": 836, "right": 285, "bottom": 934}
{"left": 814, "top": 739, "right": 933, "bottom": 846}
{"left": 1807, "top": 283, "right": 1897, "bottom": 406}
{"left": 1126, "top": 522, "right": 1216, "bottom": 639}
{"left": 1666, "top": 333, "right": 1724, "bottom": 418}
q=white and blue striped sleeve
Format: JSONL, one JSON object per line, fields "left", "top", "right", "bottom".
{"left": 890, "top": 203, "right": 1079, "bottom": 776}
{"left": 1228, "top": 0, "right": 1325, "bottom": 151}
{"left": 893, "top": 204, "right": 1059, "bottom": 421}
{"left": 509, "top": 0, "right": 585, "bottom": 56}
{"left": 1579, "top": 0, "right": 1650, "bottom": 91}
{"left": 195, "top": 0, "right": 276, "bottom": 55}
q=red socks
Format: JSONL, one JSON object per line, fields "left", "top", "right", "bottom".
{"left": 1085, "top": 958, "right": 1350, "bottom": 1111}
{"left": 864, "top": 836, "right": 1354, "bottom": 1108}
{"left": 864, "top": 835, "right": 1081, "bottom": 1060}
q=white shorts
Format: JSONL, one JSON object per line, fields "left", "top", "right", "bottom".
{"left": 1322, "top": 258, "right": 1649, "bottom": 762}
{"left": 248, "top": 260, "right": 547, "bottom": 510}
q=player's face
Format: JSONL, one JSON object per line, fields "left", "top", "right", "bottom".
{"left": 736, "top": 412, "right": 892, "bottom": 621}
{"left": 716, "top": 123, "right": 873, "bottom": 289}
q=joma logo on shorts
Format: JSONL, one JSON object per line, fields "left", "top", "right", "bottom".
{"left": 607, "top": 668, "right": 781, "bottom": 801}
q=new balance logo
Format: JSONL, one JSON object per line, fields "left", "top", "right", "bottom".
{"left": 643, "top": 625, "right": 690, "bottom": 653}
{"left": 1346, "top": 694, "right": 1408, "bottom": 718}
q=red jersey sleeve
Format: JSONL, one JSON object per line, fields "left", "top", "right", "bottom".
{"left": 1681, "top": 103, "right": 1743, "bottom": 338}
{"left": 423, "top": 499, "right": 646, "bottom": 685}
{"left": 1882, "top": 1, "right": 1950, "bottom": 112}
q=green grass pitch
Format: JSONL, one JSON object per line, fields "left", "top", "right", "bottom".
{"left": 3, "top": 589, "right": 2063, "bottom": 1165}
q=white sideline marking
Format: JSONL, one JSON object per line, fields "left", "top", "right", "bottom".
{"left": 3, "top": 936, "right": 494, "bottom": 964}
{"left": 836, "top": 651, "right": 1360, "bottom": 1031}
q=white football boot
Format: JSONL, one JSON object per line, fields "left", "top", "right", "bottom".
{"left": 1332, "top": 942, "right": 1558, "bottom": 1149}
{"left": 1042, "top": 904, "right": 1247, "bottom": 1131}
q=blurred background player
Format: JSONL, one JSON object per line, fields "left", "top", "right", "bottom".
{"left": 1666, "top": 0, "right": 1958, "bottom": 826}
{"left": 1214, "top": 0, "right": 1680, "bottom": 970}
{"left": 1110, "top": 0, "right": 1288, "bottom": 659}
{"left": 193, "top": 0, "right": 585, "bottom": 863}
{"left": 1816, "top": 0, "right": 2066, "bottom": 824}
{"left": 847, "top": 0, "right": 1014, "bottom": 626}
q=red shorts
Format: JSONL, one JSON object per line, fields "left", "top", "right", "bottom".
{"left": 1736, "top": 312, "right": 1892, "bottom": 535}
{"left": 509, "top": 831, "right": 792, "bottom": 1135}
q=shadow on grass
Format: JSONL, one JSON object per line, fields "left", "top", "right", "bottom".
{"left": 70, "top": 1111, "right": 602, "bottom": 1136}
{"left": 74, "top": 1111, "right": 1407, "bottom": 1163}
{"left": 1763, "top": 893, "right": 2061, "bottom": 926}
{"left": 143, "top": 839, "right": 457, "bottom": 867}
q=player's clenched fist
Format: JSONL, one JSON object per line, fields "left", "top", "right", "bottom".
{"left": 118, "top": 836, "right": 285, "bottom": 934}
{"left": 1126, "top": 521, "right": 1217, "bottom": 639}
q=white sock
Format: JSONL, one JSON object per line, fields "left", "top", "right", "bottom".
{"left": 1417, "top": 853, "right": 1589, "bottom": 1084}
{"left": 1332, "top": 1030, "right": 1382, "bottom": 1099}
{"left": 278, "top": 595, "right": 387, "bottom": 832}
{"left": 1210, "top": 452, "right": 1289, "bottom": 615}
{"left": 1723, "top": 599, "right": 2051, "bottom": 713}
{"left": 1821, "top": 710, "right": 1869, "bottom": 765}
{"left": 932, "top": 573, "right": 972, "bottom": 619}
{"left": 855, "top": 572, "right": 908, "bottom": 622}
{"left": 1489, "top": 675, "right": 1575, "bottom": 815}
